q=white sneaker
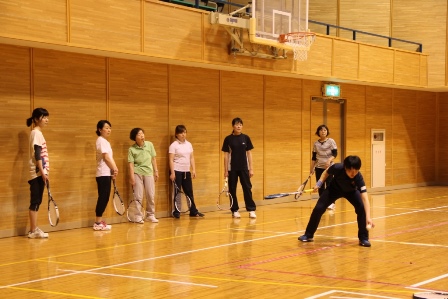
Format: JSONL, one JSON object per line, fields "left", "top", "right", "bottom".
{"left": 232, "top": 211, "right": 241, "bottom": 218}
{"left": 249, "top": 211, "right": 257, "bottom": 218}
{"left": 28, "top": 227, "right": 49, "bottom": 239}
{"left": 146, "top": 215, "right": 159, "bottom": 223}
{"left": 327, "top": 203, "right": 335, "bottom": 210}
{"left": 93, "top": 221, "right": 112, "bottom": 231}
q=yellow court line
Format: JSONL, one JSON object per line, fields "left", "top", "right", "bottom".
{"left": 4, "top": 286, "right": 105, "bottom": 299}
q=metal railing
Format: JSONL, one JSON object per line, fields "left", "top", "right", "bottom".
{"left": 309, "top": 19, "right": 422, "bottom": 53}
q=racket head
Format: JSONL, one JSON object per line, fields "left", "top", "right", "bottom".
{"left": 127, "top": 190, "right": 144, "bottom": 223}
{"left": 217, "top": 190, "right": 233, "bottom": 210}
{"left": 48, "top": 198, "right": 59, "bottom": 227}
{"left": 413, "top": 292, "right": 448, "bottom": 299}
{"left": 113, "top": 192, "right": 125, "bottom": 216}
{"left": 173, "top": 182, "right": 191, "bottom": 213}
{"left": 46, "top": 182, "right": 59, "bottom": 226}
{"left": 294, "top": 184, "right": 306, "bottom": 199}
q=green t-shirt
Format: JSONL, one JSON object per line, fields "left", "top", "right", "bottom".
{"left": 128, "top": 141, "right": 157, "bottom": 176}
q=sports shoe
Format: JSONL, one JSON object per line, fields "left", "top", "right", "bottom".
{"left": 93, "top": 221, "right": 112, "bottom": 231}
{"left": 172, "top": 211, "right": 180, "bottom": 219}
{"left": 327, "top": 203, "right": 335, "bottom": 210}
{"left": 249, "top": 211, "right": 256, "bottom": 218}
{"left": 232, "top": 211, "right": 241, "bottom": 218}
{"left": 359, "top": 239, "right": 371, "bottom": 247}
{"left": 145, "top": 215, "right": 159, "bottom": 223}
{"left": 190, "top": 212, "right": 204, "bottom": 217}
{"left": 298, "top": 235, "right": 313, "bottom": 242}
{"left": 28, "top": 227, "right": 49, "bottom": 239}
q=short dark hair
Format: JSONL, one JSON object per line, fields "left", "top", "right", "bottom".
{"left": 344, "top": 155, "right": 362, "bottom": 170}
{"left": 129, "top": 128, "right": 144, "bottom": 141}
{"left": 95, "top": 120, "right": 111, "bottom": 136}
{"left": 232, "top": 117, "right": 243, "bottom": 126}
{"left": 175, "top": 125, "right": 187, "bottom": 136}
{"left": 315, "top": 124, "right": 330, "bottom": 137}
{"left": 26, "top": 108, "right": 49, "bottom": 127}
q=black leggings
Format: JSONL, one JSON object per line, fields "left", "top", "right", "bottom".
{"left": 95, "top": 176, "right": 111, "bottom": 217}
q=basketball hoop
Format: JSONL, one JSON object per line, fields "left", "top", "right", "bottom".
{"left": 279, "top": 32, "right": 316, "bottom": 61}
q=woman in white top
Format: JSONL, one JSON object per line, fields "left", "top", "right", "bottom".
{"left": 169, "top": 125, "right": 204, "bottom": 218}
{"left": 94, "top": 120, "right": 118, "bottom": 230}
{"left": 311, "top": 124, "right": 338, "bottom": 210}
{"left": 26, "top": 108, "right": 50, "bottom": 239}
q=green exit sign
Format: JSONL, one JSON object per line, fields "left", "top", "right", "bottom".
{"left": 322, "top": 84, "right": 341, "bottom": 97}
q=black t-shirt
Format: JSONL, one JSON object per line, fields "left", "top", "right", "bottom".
{"left": 221, "top": 133, "right": 254, "bottom": 171}
{"left": 327, "top": 163, "right": 367, "bottom": 194}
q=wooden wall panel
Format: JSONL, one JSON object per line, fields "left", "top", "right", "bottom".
{"left": 0, "top": 0, "right": 67, "bottom": 43}
{"left": 394, "top": 51, "right": 421, "bottom": 86}
{"left": 438, "top": 93, "right": 448, "bottom": 183}
{"left": 299, "top": 36, "right": 332, "bottom": 77}
{"left": 168, "top": 65, "right": 220, "bottom": 209}
{"left": 343, "top": 84, "right": 367, "bottom": 165}
{"left": 392, "top": 89, "right": 418, "bottom": 185}
{"left": 365, "top": 86, "right": 394, "bottom": 187}
{"left": 264, "top": 76, "right": 302, "bottom": 196}
{"left": 144, "top": 2, "right": 204, "bottom": 60}
{"left": 333, "top": 40, "right": 359, "bottom": 80}
{"left": 108, "top": 59, "right": 169, "bottom": 216}
{"left": 415, "top": 91, "right": 437, "bottom": 183}
{"left": 0, "top": 0, "right": 428, "bottom": 88}
{"left": 309, "top": 0, "right": 338, "bottom": 35}
{"left": 220, "top": 72, "right": 264, "bottom": 202}
{"left": 0, "top": 45, "right": 31, "bottom": 235}
{"left": 70, "top": 0, "right": 141, "bottom": 51}
{"left": 392, "top": 0, "right": 447, "bottom": 87}
{"left": 420, "top": 56, "right": 428, "bottom": 86}
{"left": 340, "top": 0, "right": 391, "bottom": 42}
{"left": 32, "top": 49, "right": 107, "bottom": 227}
{"left": 359, "top": 45, "right": 394, "bottom": 84}
{"left": 301, "top": 80, "right": 321, "bottom": 187}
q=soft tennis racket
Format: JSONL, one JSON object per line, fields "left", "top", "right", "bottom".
{"left": 46, "top": 181, "right": 59, "bottom": 227}
{"left": 217, "top": 177, "right": 233, "bottom": 210}
{"left": 173, "top": 181, "right": 192, "bottom": 213}
{"left": 264, "top": 189, "right": 314, "bottom": 199}
{"left": 295, "top": 168, "right": 315, "bottom": 199}
{"left": 112, "top": 179, "right": 125, "bottom": 216}
{"left": 413, "top": 292, "right": 448, "bottom": 299}
{"left": 127, "top": 188, "right": 145, "bottom": 223}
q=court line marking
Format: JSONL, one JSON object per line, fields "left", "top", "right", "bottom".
{"left": 410, "top": 273, "right": 448, "bottom": 287}
{"left": 61, "top": 270, "right": 217, "bottom": 288}
{"left": 2, "top": 286, "right": 104, "bottom": 299}
{"left": 305, "top": 290, "right": 401, "bottom": 299}
{"left": 2, "top": 204, "right": 448, "bottom": 294}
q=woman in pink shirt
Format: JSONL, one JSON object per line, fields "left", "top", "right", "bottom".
{"left": 169, "top": 125, "right": 204, "bottom": 218}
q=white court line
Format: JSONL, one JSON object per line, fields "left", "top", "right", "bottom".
{"left": 305, "top": 290, "right": 401, "bottom": 299}
{"left": 410, "top": 273, "right": 448, "bottom": 287}
{"left": 61, "top": 270, "right": 217, "bottom": 288}
{"left": 3, "top": 204, "right": 448, "bottom": 290}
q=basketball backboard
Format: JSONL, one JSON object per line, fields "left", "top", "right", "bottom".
{"left": 252, "top": 0, "right": 310, "bottom": 41}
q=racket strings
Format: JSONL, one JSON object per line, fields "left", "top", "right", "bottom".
{"left": 113, "top": 194, "right": 125, "bottom": 215}
{"left": 127, "top": 195, "right": 144, "bottom": 223}
{"left": 48, "top": 200, "right": 59, "bottom": 226}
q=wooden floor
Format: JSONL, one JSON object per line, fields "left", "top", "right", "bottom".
{"left": 1, "top": 186, "right": 448, "bottom": 298}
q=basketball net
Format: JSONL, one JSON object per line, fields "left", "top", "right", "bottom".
{"left": 279, "top": 32, "right": 316, "bottom": 61}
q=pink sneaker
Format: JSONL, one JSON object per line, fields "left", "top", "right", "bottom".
{"left": 93, "top": 221, "right": 112, "bottom": 231}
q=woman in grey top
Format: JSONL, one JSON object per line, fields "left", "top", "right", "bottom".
{"left": 311, "top": 124, "right": 337, "bottom": 210}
